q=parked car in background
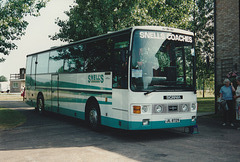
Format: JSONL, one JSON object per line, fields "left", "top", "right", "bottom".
{"left": 0, "top": 82, "right": 10, "bottom": 93}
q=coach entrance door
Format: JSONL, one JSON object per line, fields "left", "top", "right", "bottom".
{"left": 51, "top": 74, "right": 59, "bottom": 113}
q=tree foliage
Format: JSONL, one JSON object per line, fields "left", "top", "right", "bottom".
{"left": 0, "top": 0, "right": 49, "bottom": 62}
{"left": 50, "top": 0, "right": 194, "bottom": 42}
{"left": 192, "top": 0, "right": 214, "bottom": 94}
{"left": 51, "top": 0, "right": 214, "bottom": 94}
{"left": 0, "top": 75, "right": 8, "bottom": 82}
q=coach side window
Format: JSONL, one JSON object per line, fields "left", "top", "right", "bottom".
{"left": 36, "top": 52, "right": 49, "bottom": 74}
{"left": 85, "top": 39, "right": 112, "bottom": 72}
{"left": 31, "top": 56, "right": 37, "bottom": 75}
{"left": 63, "top": 45, "right": 86, "bottom": 73}
{"left": 26, "top": 56, "right": 32, "bottom": 75}
{"left": 112, "top": 47, "right": 129, "bottom": 89}
{"left": 111, "top": 34, "right": 130, "bottom": 89}
{"left": 49, "top": 50, "right": 64, "bottom": 73}
{"left": 25, "top": 56, "right": 33, "bottom": 87}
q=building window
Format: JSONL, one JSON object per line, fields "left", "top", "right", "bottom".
{"left": 13, "top": 82, "right": 19, "bottom": 88}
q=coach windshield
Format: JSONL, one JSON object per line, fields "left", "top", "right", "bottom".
{"left": 131, "top": 30, "right": 194, "bottom": 92}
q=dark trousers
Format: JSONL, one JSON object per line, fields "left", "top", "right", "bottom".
{"left": 223, "top": 100, "right": 234, "bottom": 123}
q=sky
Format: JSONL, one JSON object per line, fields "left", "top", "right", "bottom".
{"left": 0, "top": 0, "right": 74, "bottom": 81}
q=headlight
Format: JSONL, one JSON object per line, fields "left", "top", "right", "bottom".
{"left": 155, "top": 105, "right": 163, "bottom": 113}
{"left": 182, "top": 104, "right": 188, "bottom": 112}
{"left": 191, "top": 103, "right": 197, "bottom": 111}
{"left": 142, "top": 105, "right": 149, "bottom": 113}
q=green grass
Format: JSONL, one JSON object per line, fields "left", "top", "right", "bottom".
{"left": 197, "top": 97, "right": 215, "bottom": 112}
{"left": 0, "top": 108, "right": 26, "bottom": 130}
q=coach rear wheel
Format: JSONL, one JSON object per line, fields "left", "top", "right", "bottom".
{"left": 36, "top": 95, "right": 45, "bottom": 114}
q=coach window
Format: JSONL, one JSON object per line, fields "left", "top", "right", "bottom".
{"left": 85, "top": 39, "right": 112, "bottom": 72}
{"left": 26, "top": 56, "right": 32, "bottom": 74}
{"left": 73, "top": 44, "right": 86, "bottom": 72}
{"left": 112, "top": 41, "right": 129, "bottom": 89}
{"left": 64, "top": 45, "right": 86, "bottom": 73}
{"left": 60, "top": 48, "right": 73, "bottom": 72}
{"left": 111, "top": 33, "right": 130, "bottom": 89}
{"left": 36, "top": 52, "right": 49, "bottom": 74}
{"left": 31, "top": 56, "right": 37, "bottom": 75}
{"left": 49, "top": 50, "right": 64, "bottom": 73}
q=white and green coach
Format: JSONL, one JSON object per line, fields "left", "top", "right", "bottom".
{"left": 25, "top": 26, "right": 197, "bottom": 130}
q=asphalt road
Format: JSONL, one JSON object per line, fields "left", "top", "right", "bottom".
{"left": 0, "top": 101, "right": 240, "bottom": 162}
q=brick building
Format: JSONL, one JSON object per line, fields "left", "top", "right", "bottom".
{"left": 215, "top": 0, "right": 240, "bottom": 87}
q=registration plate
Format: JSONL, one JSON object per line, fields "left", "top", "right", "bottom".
{"left": 165, "top": 118, "right": 180, "bottom": 123}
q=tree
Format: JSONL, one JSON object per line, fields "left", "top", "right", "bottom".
{"left": 191, "top": 0, "right": 214, "bottom": 97}
{"left": 51, "top": 0, "right": 214, "bottom": 98}
{"left": 0, "top": 75, "right": 8, "bottom": 82}
{"left": 0, "top": 0, "right": 49, "bottom": 62}
{"left": 50, "top": 0, "right": 194, "bottom": 42}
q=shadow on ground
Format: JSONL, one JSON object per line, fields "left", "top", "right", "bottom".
{"left": 1, "top": 101, "right": 240, "bottom": 162}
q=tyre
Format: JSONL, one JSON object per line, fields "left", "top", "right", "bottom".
{"left": 87, "top": 103, "right": 101, "bottom": 130}
{"left": 36, "top": 95, "right": 45, "bottom": 114}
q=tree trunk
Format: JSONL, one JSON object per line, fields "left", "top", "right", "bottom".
{"left": 202, "top": 78, "right": 205, "bottom": 98}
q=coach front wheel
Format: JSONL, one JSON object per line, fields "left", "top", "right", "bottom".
{"left": 87, "top": 103, "right": 101, "bottom": 130}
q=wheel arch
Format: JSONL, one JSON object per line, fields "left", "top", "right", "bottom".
{"left": 37, "top": 92, "right": 44, "bottom": 99}
{"left": 37, "top": 92, "right": 44, "bottom": 104}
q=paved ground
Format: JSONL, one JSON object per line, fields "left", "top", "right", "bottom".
{"left": 0, "top": 93, "right": 23, "bottom": 101}
{"left": 0, "top": 101, "right": 240, "bottom": 162}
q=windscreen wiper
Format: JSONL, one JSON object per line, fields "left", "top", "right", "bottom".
{"left": 144, "top": 90, "right": 156, "bottom": 95}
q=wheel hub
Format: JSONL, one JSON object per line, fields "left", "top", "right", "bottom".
{"left": 38, "top": 99, "right": 43, "bottom": 112}
{"left": 89, "top": 109, "right": 98, "bottom": 126}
